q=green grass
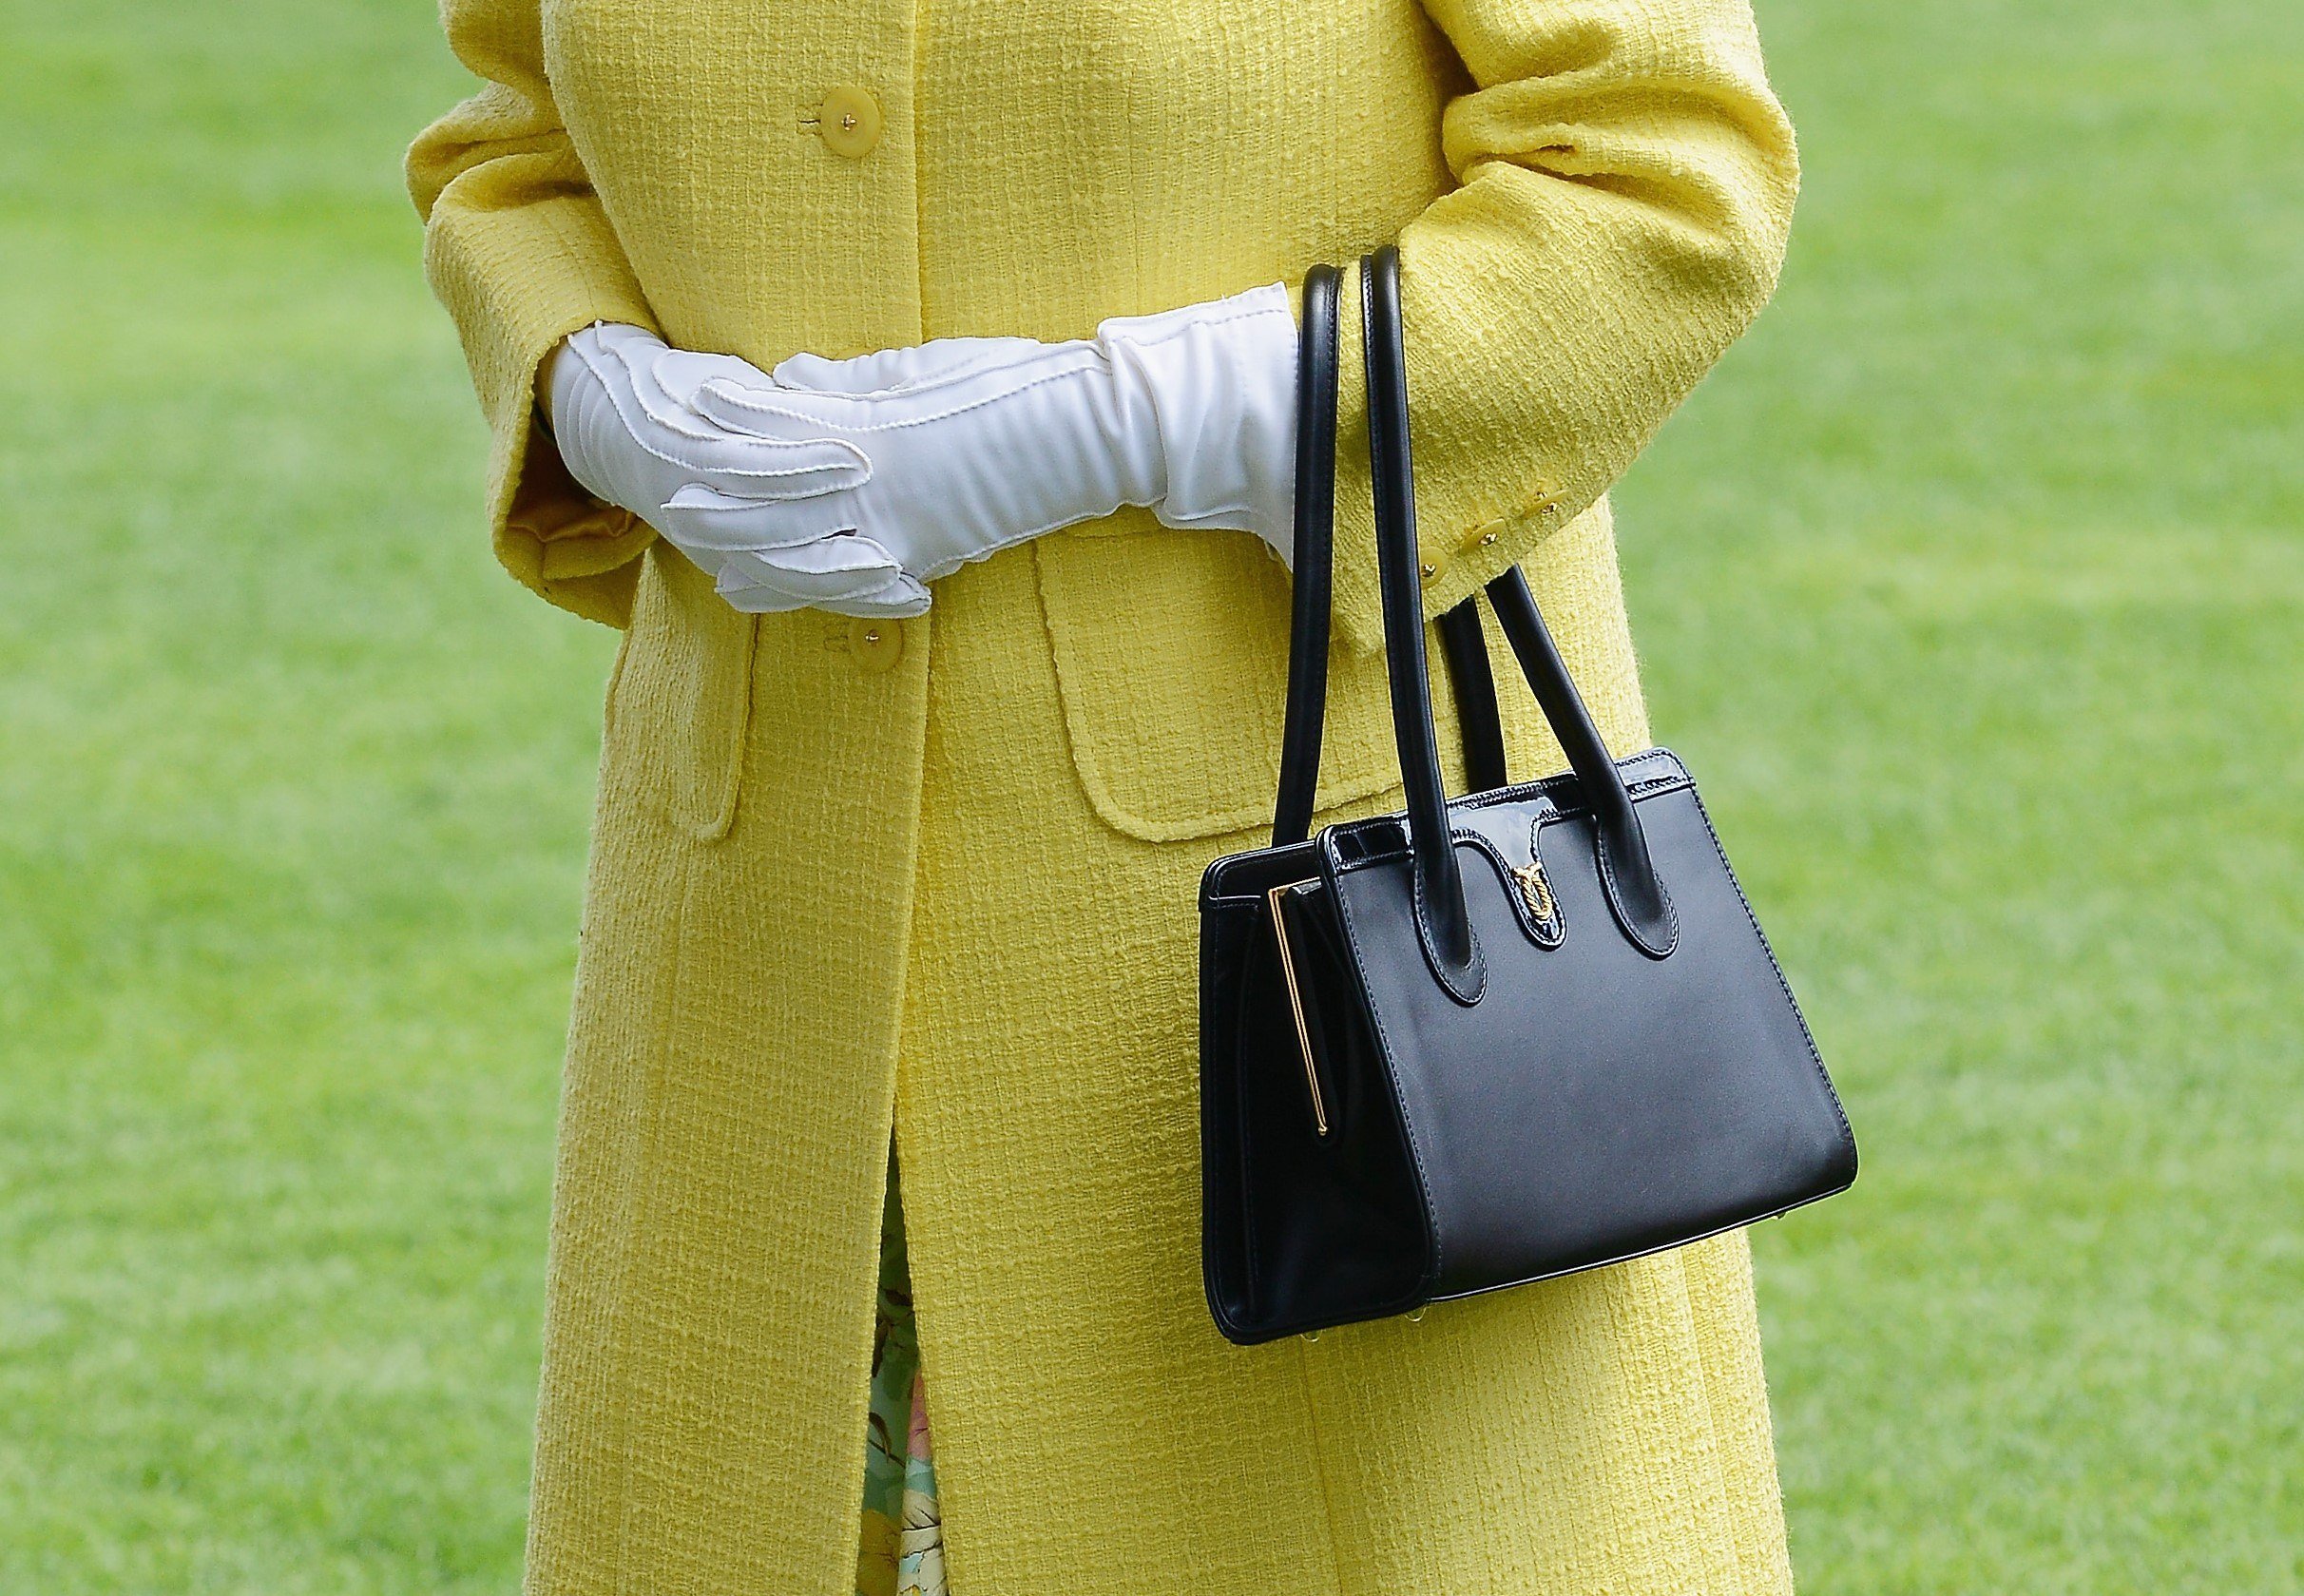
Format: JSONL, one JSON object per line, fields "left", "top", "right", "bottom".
{"left": 0, "top": 0, "right": 2296, "bottom": 1590}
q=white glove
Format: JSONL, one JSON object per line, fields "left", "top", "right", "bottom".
{"left": 546, "top": 284, "right": 1299, "bottom": 618}
{"left": 545, "top": 324, "right": 931, "bottom": 616}
{"left": 688, "top": 283, "right": 1300, "bottom": 615}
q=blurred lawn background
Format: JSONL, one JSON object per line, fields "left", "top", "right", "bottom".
{"left": 1, "top": 0, "right": 2297, "bottom": 1590}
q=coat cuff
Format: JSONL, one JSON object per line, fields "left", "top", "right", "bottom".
{"left": 1299, "top": 258, "right": 1595, "bottom": 658}
{"left": 422, "top": 152, "right": 661, "bottom": 627}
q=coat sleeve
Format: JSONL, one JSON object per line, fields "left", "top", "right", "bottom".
{"left": 1324, "top": 0, "right": 1799, "bottom": 656}
{"left": 406, "top": 0, "right": 662, "bottom": 628}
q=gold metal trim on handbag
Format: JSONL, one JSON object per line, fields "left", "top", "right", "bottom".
{"left": 1264, "top": 881, "right": 1331, "bottom": 1137}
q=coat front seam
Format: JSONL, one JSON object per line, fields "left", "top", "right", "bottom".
{"left": 610, "top": 828, "right": 700, "bottom": 1596}
{"left": 1292, "top": 1338, "right": 1356, "bottom": 1596}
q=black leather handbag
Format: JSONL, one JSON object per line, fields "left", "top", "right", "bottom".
{"left": 1198, "top": 249, "right": 1857, "bottom": 1345}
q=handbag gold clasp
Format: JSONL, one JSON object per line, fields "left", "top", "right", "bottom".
{"left": 1513, "top": 856, "right": 1557, "bottom": 923}
{"left": 1267, "top": 882, "right": 1333, "bottom": 1138}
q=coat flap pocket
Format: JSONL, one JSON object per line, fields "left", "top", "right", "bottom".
{"left": 1031, "top": 515, "right": 1403, "bottom": 843}
{"left": 604, "top": 542, "right": 758, "bottom": 842}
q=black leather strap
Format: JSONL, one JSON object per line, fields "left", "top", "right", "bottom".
{"left": 1272, "top": 265, "right": 1342, "bottom": 848}
{"left": 1483, "top": 568, "right": 1675, "bottom": 954}
{"left": 1274, "top": 265, "right": 1507, "bottom": 847}
{"left": 1361, "top": 245, "right": 1674, "bottom": 981}
{"left": 1272, "top": 252, "right": 1594, "bottom": 921}
{"left": 1362, "top": 246, "right": 1479, "bottom": 990}
{"left": 1437, "top": 601, "right": 1507, "bottom": 794}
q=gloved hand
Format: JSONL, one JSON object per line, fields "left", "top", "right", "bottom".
{"left": 543, "top": 282, "right": 1299, "bottom": 618}
{"left": 544, "top": 325, "right": 930, "bottom": 616}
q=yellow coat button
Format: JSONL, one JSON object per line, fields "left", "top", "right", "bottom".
{"left": 1461, "top": 520, "right": 1507, "bottom": 555}
{"left": 1521, "top": 477, "right": 1567, "bottom": 516}
{"left": 849, "top": 618, "right": 904, "bottom": 672}
{"left": 818, "top": 86, "right": 883, "bottom": 159}
{"left": 1418, "top": 548, "right": 1449, "bottom": 586}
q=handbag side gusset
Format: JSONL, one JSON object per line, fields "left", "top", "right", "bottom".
{"left": 1198, "top": 842, "right": 1442, "bottom": 1343}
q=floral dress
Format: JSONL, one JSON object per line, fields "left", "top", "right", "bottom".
{"left": 856, "top": 1144, "right": 947, "bottom": 1596}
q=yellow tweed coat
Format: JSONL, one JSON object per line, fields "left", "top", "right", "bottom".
{"left": 408, "top": 0, "right": 1801, "bottom": 1591}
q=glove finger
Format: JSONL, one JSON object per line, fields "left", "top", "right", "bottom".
{"left": 650, "top": 344, "right": 780, "bottom": 405}
{"left": 648, "top": 429, "right": 870, "bottom": 493}
{"left": 607, "top": 346, "right": 874, "bottom": 490}
{"left": 692, "top": 377, "right": 865, "bottom": 438}
{"left": 757, "top": 532, "right": 899, "bottom": 580}
{"left": 715, "top": 348, "right": 1105, "bottom": 435}
{"left": 712, "top": 575, "right": 819, "bottom": 614}
{"left": 714, "top": 552, "right": 916, "bottom": 611}
{"left": 573, "top": 323, "right": 669, "bottom": 390}
{"left": 586, "top": 322, "right": 663, "bottom": 357}
{"left": 574, "top": 332, "right": 868, "bottom": 490}
{"left": 662, "top": 485, "right": 862, "bottom": 550}
{"left": 819, "top": 574, "right": 932, "bottom": 618}
{"left": 594, "top": 332, "right": 695, "bottom": 433}
{"left": 713, "top": 536, "right": 902, "bottom": 602}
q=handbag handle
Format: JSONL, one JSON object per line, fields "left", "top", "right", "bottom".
{"left": 1360, "top": 247, "right": 1480, "bottom": 990}
{"left": 1361, "top": 246, "right": 1679, "bottom": 984}
{"left": 1271, "top": 264, "right": 1343, "bottom": 848}
{"left": 1272, "top": 266, "right": 1508, "bottom": 848}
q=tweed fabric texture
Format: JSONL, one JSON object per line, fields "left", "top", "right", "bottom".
{"left": 407, "top": 0, "right": 1804, "bottom": 1592}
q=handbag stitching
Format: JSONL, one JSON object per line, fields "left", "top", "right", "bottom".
{"left": 1591, "top": 820, "right": 1681, "bottom": 959}
{"left": 1446, "top": 751, "right": 1691, "bottom": 821}
{"left": 1450, "top": 828, "right": 1565, "bottom": 950}
{"left": 1680, "top": 784, "right": 1860, "bottom": 1161}
{"left": 1320, "top": 757, "right": 1692, "bottom": 877}
{"left": 1409, "top": 856, "right": 1488, "bottom": 1005}
{"left": 1198, "top": 883, "right": 1241, "bottom": 1335}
